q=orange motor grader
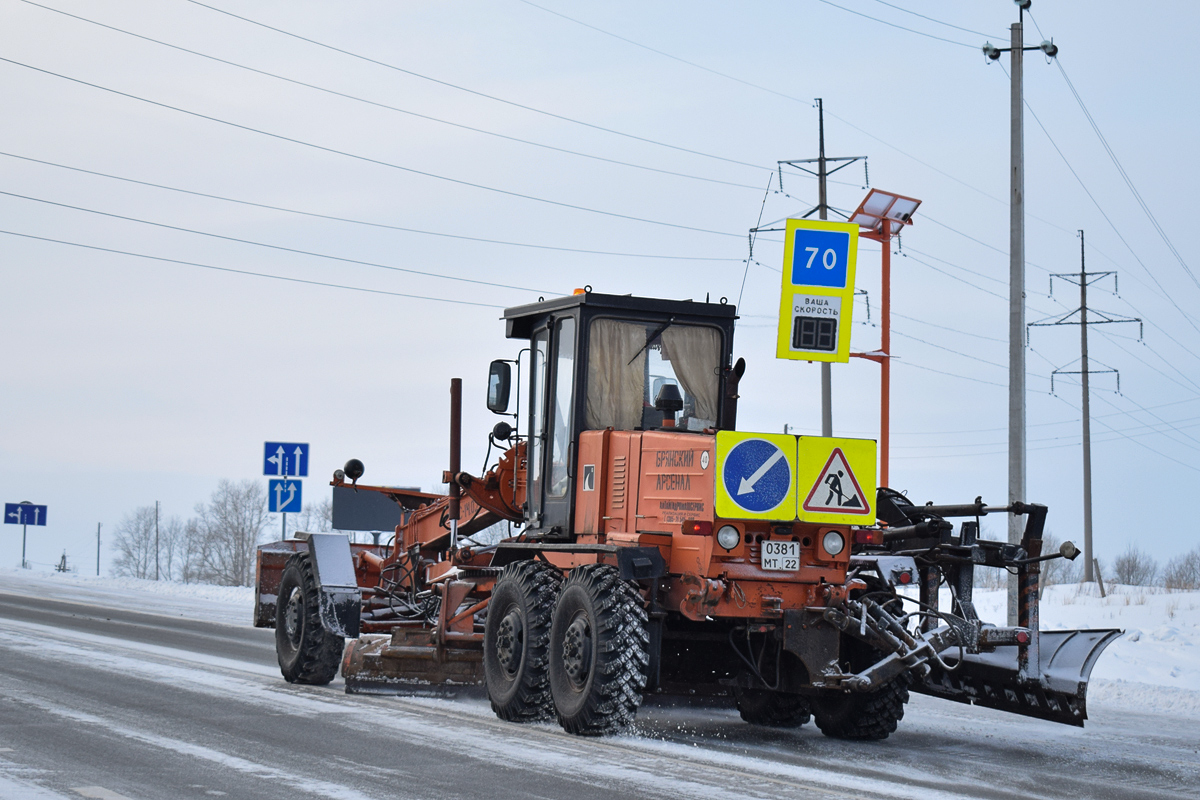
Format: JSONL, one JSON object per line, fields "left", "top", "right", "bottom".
{"left": 253, "top": 290, "right": 1118, "bottom": 739}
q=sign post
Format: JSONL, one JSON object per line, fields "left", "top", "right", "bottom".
{"left": 776, "top": 219, "right": 860, "bottom": 364}
{"left": 264, "top": 442, "right": 308, "bottom": 538}
{"left": 5, "top": 502, "right": 48, "bottom": 569}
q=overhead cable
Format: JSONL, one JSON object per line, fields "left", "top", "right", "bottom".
{"left": 0, "top": 152, "right": 739, "bottom": 262}
{"left": 16, "top": 0, "right": 760, "bottom": 192}
{"left": 0, "top": 189, "right": 562, "bottom": 295}
{"left": 0, "top": 56, "right": 744, "bottom": 239}
{"left": 182, "top": 0, "right": 769, "bottom": 172}
{"left": 0, "top": 229, "right": 509, "bottom": 308}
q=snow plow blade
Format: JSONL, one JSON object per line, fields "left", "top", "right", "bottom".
{"left": 341, "top": 632, "right": 485, "bottom": 695}
{"left": 914, "top": 628, "right": 1122, "bottom": 726}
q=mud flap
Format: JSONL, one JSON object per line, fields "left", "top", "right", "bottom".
{"left": 914, "top": 628, "right": 1122, "bottom": 726}
{"left": 306, "top": 533, "right": 361, "bottom": 639}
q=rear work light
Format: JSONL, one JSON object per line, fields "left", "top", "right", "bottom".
{"left": 854, "top": 529, "right": 884, "bottom": 546}
{"left": 681, "top": 520, "right": 712, "bottom": 536}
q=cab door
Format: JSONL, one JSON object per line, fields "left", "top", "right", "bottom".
{"left": 527, "top": 316, "right": 577, "bottom": 537}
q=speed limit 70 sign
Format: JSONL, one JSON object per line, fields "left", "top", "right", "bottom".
{"left": 775, "top": 219, "right": 859, "bottom": 363}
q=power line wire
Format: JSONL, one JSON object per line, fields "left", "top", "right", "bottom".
{"left": 999, "top": 61, "right": 1200, "bottom": 345}
{"left": 16, "top": 0, "right": 761, "bottom": 192}
{"left": 183, "top": 0, "right": 769, "bottom": 172}
{"left": 0, "top": 229, "right": 508, "bottom": 308}
{"left": 0, "top": 151, "right": 739, "bottom": 262}
{"left": 0, "top": 189, "right": 562, "bottom": 295}
{"left": 815, "top": 0, "right": 976, "bottom": 49}
{"left": 0, "top": 56, "right": 745, "bottom": 240}
{"left": 865, "top": 0, "right": 1006, "bottom": 40}
{"left": 514, "top": 0, "right": 812, "bottom": 106}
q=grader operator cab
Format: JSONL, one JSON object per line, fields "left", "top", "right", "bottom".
{"left": 254, "top": 291, "right": 1119, "bottom": 739}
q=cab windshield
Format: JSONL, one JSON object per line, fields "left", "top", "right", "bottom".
{"left": 585, "top": 318, "right": 721, "bottom": 432}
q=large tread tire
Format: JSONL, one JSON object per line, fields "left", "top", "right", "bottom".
{"left": 736, "top": 687, "right": 812, "bottom": 728}
{"left": 812, "top": 675, "right": 911, "bottom": 741}
{"left": 548, "top": 564, "right": 649, "bottom": 736}
{"left": 483, "top": 560, "right": 563, "bottom": 722}
{"left": 275, "top": 552, "right": 343, "bottom": 685}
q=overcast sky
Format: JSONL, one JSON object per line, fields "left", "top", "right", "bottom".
{"left": 2, "top": 0, "right": 1198, "bottom": 574}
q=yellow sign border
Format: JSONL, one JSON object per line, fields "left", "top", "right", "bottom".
{"left": 714, "top": 431, "right": 798, "bottom": 521}
{"left": 796, "top": 436, "right": 877, "bottom": 524}
{"left": 776, "top": 218, "right": 859, "bottom": 363}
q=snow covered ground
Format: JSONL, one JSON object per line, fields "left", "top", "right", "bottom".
{"left": 2, "top": 566, "right": 1197, "bottom": 715}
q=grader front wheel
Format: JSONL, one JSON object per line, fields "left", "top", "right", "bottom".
{"left": 275, "top": 552, "right": 343, "bottom": 685}
{"left": 548, "top": 564, "right": 649, "bottom": 736}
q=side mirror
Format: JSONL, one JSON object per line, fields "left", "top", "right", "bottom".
{"left": 487, "top": 360, "right": 511, "bottom": 414}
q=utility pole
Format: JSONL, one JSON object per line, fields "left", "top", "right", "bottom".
{"left": 983, "top": 0, "right": 1058, "bottom": 624}
{"left": 777, "top": 99, "right": 866, "bottom": 436}
{"left": 1028, "top": 230, "right": 1140, "bottom": 582}
{"left": 96, "top": 522, "right": 101, "bottom": 576}
{"left": 155, "top": 500, "right": 160, "bottom": 581}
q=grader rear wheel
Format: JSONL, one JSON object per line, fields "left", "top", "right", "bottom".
{"left": 548, "top": 564, "right": 649, "bottom": 736}
{"left": 483, "top": 560, "right": 563, "bottom": 721}
{"left": 275, "top": 552, "right": 343, "bottom": 685}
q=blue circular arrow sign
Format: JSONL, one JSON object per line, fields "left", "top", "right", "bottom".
{"left": 722, "top": 439, "right": 791, "bottom": 514}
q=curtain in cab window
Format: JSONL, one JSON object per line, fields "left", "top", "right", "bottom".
{"left": 661, "top": 326, "right": 721, "bottom": 424}
{"left": 585, "top": 319, "right": 646, "bottom": 431}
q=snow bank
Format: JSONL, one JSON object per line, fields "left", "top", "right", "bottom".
{"left": 0, "top": 567, "right": 253, "bottom": 626}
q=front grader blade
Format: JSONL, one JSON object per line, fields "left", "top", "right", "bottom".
{"left": 914, "top": 628, "right": 1122, "bottom": 726}
{"left": 341, "top": 632, "right": 485, "bottom": 696}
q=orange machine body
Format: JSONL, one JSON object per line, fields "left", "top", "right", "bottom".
{"left": 573, "top": 429, "right": 851, "bottom": 621}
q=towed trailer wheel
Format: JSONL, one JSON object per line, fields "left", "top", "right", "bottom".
{"left": 275, "top": 552, "right": 344, "bottom": 685}
{"left": 484, "top": 560, "right": 563, "bottom": 721}
{"left": 812, "top": 674, "right": 911, "bottom": 741}
{"left": 548, "top": 564, "right": 649, "bottom": 736}
{"left": 735, "top": 687, "right": 812, "bottom": 728}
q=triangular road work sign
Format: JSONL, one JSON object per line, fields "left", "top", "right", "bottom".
{"left": 803, "top": 447, "right": 871, "bottom": 515}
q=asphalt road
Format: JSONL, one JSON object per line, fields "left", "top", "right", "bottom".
{"left": 0, "top": 590, "right": 1197, "bottom": 800}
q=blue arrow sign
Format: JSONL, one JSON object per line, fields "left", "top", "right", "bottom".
{"left": 4, "top": 503, "right": 47, "bottom": 526}
{"left": 790, "top": 227, "right": 851, "bottom": 289}
{"left": 721, "top": 440, "right": 791, "bottom": 514}
{"left": 264, "top": 442, "right": 309, "bottom": 477}
{"left": 268, "top": 479, "right": 303, "bottom": 513}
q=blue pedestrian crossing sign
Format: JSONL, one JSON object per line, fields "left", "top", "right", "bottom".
{"left": 4, "top": 503, "right": 47, "bottom": 526}
{"left": 269, "top": 479, "right": 303, "bottom": 513}
{"left": 714, "top": 433, "right": 797, "bottom": 520}
{"left": 776, "top": 219, "right": 859, "bottom": 363}
{"left": 264, "top": 442, "right": 309, "bottom": 477}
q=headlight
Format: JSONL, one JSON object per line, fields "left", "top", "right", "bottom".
{"left": 822, "top": 530, "right": 845, "bottom": 557}
{"left": 716, "top": 525, "right": 740, "bottom": 551}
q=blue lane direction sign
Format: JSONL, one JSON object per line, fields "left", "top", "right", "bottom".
{"left": 5, "top": 503, "right": 47, "bottom": 526}
{"left": 264, "top": 442, "right": 309, "bottom": 477}
{"left": 718, "top": 437, "right": 794, "bottom": 517}
{"left": 268, "top": 479, "right": 303, "bottom": 513}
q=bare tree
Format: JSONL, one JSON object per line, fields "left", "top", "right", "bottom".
{"left": 1163, "top": 546, "right": 1200, "bottom": 590}
{"left": 1113, "top": 545, "right": 1159, "bottom": 587}
{"left": 111, "top": 506, "right": 157, "bottom": 579}
{"left": 192, "top": 480, "right": 271, "bottom": 586}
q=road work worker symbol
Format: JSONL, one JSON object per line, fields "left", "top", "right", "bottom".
{"left": 716, "top": 434, "right": 796, "bottom": 519}
{"left": 802, "top": 448, "right": 870, "bottom": 516}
